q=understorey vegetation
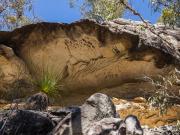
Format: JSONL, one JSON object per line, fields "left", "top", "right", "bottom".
{"left": 144, "top": 68, "right": 180, "bottom": 120}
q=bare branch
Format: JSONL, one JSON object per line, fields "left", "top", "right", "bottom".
{"left": 118, "top": 0, "right": 174, "bottom": 49}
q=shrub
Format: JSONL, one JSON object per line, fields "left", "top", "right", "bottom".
{"left": 25, "top": 49, "right": 66, "bottom": 99}
{"left": 27, "top": 60, "right": 65, "bottom": 97}
{"left": 34, "top": 67, "right": 63, "bottom": 96}
{"left": 143, "top": 68, "right": 180, "bottom": 115}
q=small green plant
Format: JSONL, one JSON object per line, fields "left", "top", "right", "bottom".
{"left": 34, "top": 68, "right": 63, "bottom": 96}
{"left": 26, "top": 49, "right": 66, "bottom": 97}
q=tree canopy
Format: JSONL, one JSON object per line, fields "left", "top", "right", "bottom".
{"left": 69, "top": 0, "right": 126, "bottom": 22}
{"left": 0, "top": 0, "right": 179, "bottom": 31}
{"left": 0, "top": 0, "right": 38, "bottom": 30}
{"left": 151, "top": 0, "right": 180, "bottom": 27}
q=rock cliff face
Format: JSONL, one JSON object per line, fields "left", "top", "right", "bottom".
{"left": 0, "top": 19, "right": 179, "bottom": 103}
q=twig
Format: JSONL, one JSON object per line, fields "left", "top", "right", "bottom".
{"left": 50, "top": 112, "right": 72, "bottom": 135}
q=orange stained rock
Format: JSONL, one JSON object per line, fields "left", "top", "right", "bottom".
{"left": 113, "top": 97, "right": 180, "bottom": 128}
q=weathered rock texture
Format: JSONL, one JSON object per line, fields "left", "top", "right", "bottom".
{"left": 0, "top": 110, "right": 54, "bottom": 135}
{"left": 0, "top": 44, "right": 33, "bottom": 101}
{"left": 0, "top": 19, "right": 180, "bottom": 103}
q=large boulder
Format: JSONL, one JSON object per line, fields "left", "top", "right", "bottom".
{"left": 0, "top": 19, "right": 179, "bottom": 104}
{"left": 51, "top": 93, "right": 120, "bottom": 135}
{"left": 80, "top": 93, "right": 119, "bottom": 132}
{"left": 25, "top": 92, "right": 49, "bottom": 111}
{"left": 0, "top": 110, "right": 54, "bottom": 135}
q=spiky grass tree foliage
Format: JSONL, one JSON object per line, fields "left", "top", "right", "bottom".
{"left": 34, "top": 67, "right": 63, "bottom": 96}
{"left": 27, "top": 60, "right": 65, "bottom": 97}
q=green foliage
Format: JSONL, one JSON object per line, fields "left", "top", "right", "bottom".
{"left": 34, "top": 67, "right": 63, "bottom": 96}
{"left": 0, "top": 0, "right": 39, "bottom": 30}
{"left": 151, "top": 0, "right": 180, "bottom": 27}
{"left": 69, "top": 0, "right": 126, "bottom": 21}
{"left": 161, "top": 8, "right": 177, "bottom": 26}
{"left": 27, "top": 59, "right": 64, "bottom": 96}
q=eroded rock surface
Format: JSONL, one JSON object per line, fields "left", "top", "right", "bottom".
{"left": 0, "top": 44, "right": 33, "bottom": 101}
{"left": 0, "top": 19, "right": 180, "bottom": 103}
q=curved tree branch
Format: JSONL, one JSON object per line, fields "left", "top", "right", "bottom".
{"left": 118, "top": 0, "right": 175, "bottom": 49}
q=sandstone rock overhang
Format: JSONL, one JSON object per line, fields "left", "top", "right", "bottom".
{"left": 0, "top": 19, "right": 179, "bottom": 60}
{"left": 0, "top": 19, "right": 139, "bottom": 55}
{"left": 0, "top": 19, "right": 180, "bottom": 101}
{"left": 104, "top": 19, "right": 180, "bottom": 60}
